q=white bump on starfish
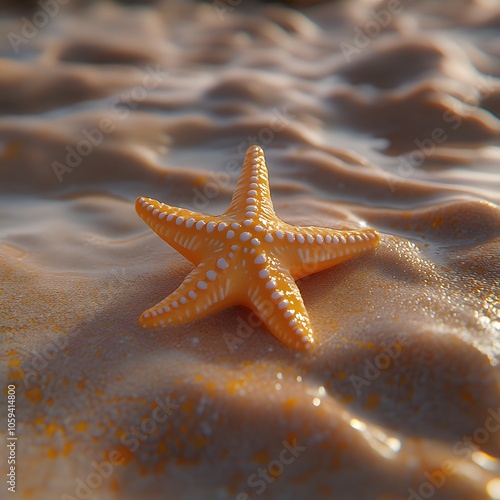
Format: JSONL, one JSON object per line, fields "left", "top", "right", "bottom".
{"left": 254, "top": 254, "right": 266, "bottom": 264}
{"left": 266, "top": 279, "right": 277, "bottom": 289}
{"left": 206, "top": 270, "right": 217, "bottom": 281}
{"left": 259, "top": 269, "right": 269, "bottom": 279}
{"left": 217, "top": 258, "right": 229, "bottom": 270}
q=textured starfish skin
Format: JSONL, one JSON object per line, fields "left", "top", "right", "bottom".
{"left": 136, "top": 145, "right": 380, "bottom": 351}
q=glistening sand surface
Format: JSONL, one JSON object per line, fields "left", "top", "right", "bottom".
{"left": 1, "top": 1, "right": 500, "bottom": 499}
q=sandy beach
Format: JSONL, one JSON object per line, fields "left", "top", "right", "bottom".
{"left": 1, "top": 0, "right": 500, "bottom": 499}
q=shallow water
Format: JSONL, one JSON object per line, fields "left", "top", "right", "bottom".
{"left": 2, "top": 0, "right": 500, "bottom": 499}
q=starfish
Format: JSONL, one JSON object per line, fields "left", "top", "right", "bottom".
{"left": 135, "top": 145, "right": 380, "bottom": 351}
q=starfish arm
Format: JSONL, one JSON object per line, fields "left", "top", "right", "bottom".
{"left": 224, "top": 145, "right": 276, "bottom": 221}
{"left": 245, "top": 255, "right": 315, "bottom": 351}
{"left": 136, "top": 197, "right": 226, "bottom": 265}
{"left": 139, "top": 254, "right": 234, "bottom": 328}
{"left": 271, "top": 225, "right": 380, "bottom": 279}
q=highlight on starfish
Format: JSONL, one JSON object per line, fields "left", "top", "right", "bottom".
{"left": 136, "top": 145, "right": 380, "bottom": 351}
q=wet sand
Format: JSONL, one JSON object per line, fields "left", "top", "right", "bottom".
{"left": 1, "top": 0, "right": 500, "bottom": 499}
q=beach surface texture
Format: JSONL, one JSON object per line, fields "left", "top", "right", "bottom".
{"left": 2, "top": 1, "right": 500, "bottom": 499}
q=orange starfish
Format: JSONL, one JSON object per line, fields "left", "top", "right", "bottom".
{"left": 136, "top": 145, "right": 379, "bottom": 351}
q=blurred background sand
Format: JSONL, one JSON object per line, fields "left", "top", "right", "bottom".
{"left": 1, "top": 0, "right": 500, "bottom": 499}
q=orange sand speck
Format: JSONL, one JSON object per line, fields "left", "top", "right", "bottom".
{"left": 25, "top": 385, "right": 43, "bottom": 404}
{"left": 62, "top": 442, "right": 73, "bottom": 457}
{"left": 113, "top": 445, "right": 135, "bottom": 466}
{"left": 2, "top": 141, "right": 22, "bottom": 161}
{"left": 227, "top": 380, "right": 246, "bottom": 395}
{"left": 365, "top": 393, "right": 381, "bottom": 410}
{"left": 462, "top": 391, "right": 474, "bottom": 403}
{"left": 283, "top": 398, "right": 299, "bottom": 410}
{"left": 110, "top": 478, "right": 120, "bottom": 493}
{"left": 204, "top": 381, "right": 217, "bottom": 396}
{"left": 45, "top": 423, "right": 58, "bottom": 436}
{"left": 74, "top": 422, "right": 88, "bottom": 432}
{"left": 8, "top": 358, "right": 20, "bottom": 367}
